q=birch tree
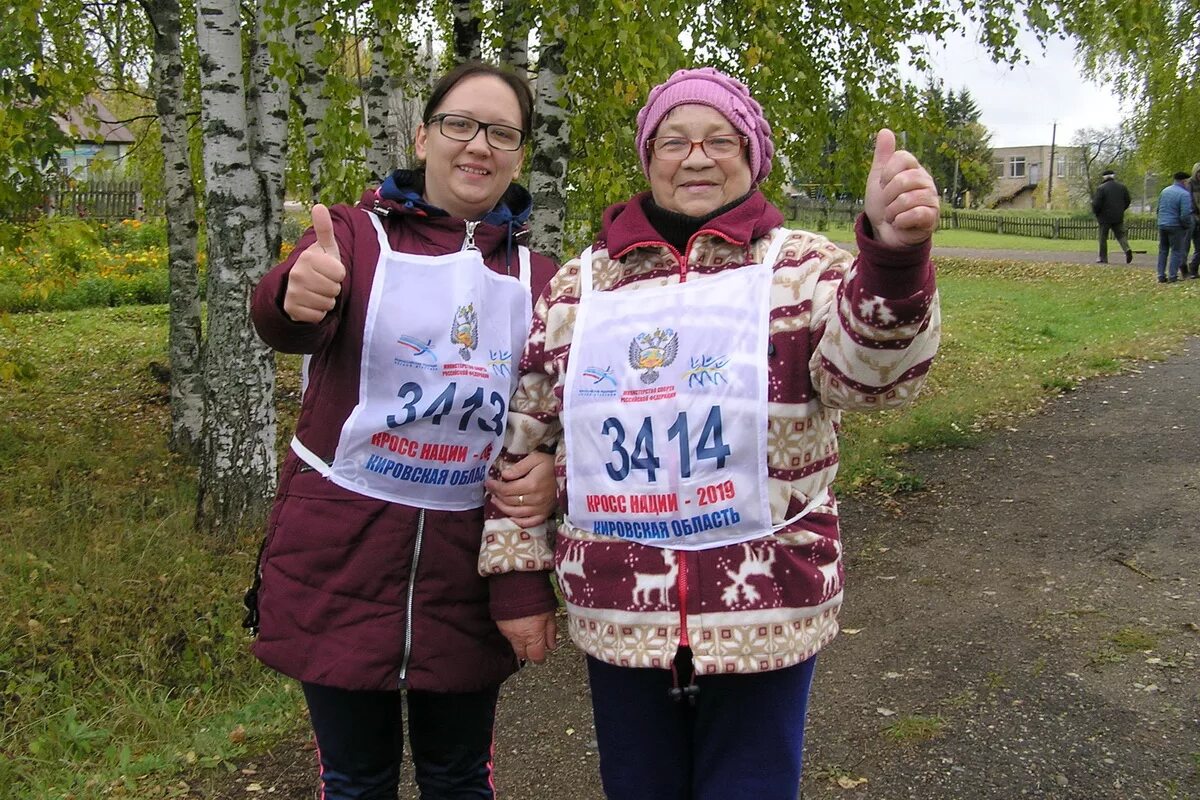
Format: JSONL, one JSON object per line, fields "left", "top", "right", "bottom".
{"left": 142, "top": 0, "right": 203, "bottom": 457}
{"left": 194, "top": 0, "right": 289, "bottom": 532}
{"left": 292, "top": 0, "right": 331, "bottom": 200}
{"left": 451, "top": 0, "right": 481, "bottom": 62}
{"left": 526, "top": 13, "right": 570, "bottom": 256}
{"left": 497, "top": 0, "right": 529, "bottom": 75}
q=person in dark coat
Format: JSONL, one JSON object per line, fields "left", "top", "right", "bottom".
{"left": 1183, "top": 161, "right": 1200, "bottom": 279}
{"left": 246, "top": 61, "right": 559, "bottom": 800}
{"left": 1092, "top": 168, "right": 1133, "bottom": 264}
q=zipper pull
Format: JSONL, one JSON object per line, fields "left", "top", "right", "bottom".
{"left": 462, "top": 220, "right": 480, "bottom": 251}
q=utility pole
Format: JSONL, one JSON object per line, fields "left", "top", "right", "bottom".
{"left": 1046, "top": 122, "right": 1057, "bottom": 209}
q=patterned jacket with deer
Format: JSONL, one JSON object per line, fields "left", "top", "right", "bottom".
{"left": 479, "top": 191, "right": 940, "bottom": 675}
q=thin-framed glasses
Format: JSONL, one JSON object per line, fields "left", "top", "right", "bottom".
{"left": 428, "top": 113, "right": 526, "bottom": 151}
{"left": 648, "top": 134, "right": 748, "bottom": 161}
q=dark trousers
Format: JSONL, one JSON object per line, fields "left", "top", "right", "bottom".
{"left": 586, "top": 653, "right": 817, "bottom": 800}
{"left": 302, "top": 682, "right": 499, "bottom": 800}
{"left": 1097, "top": 221, "right": 1130, "bottom": 262}
{"left": 1186, "top": 222, "right": 1200, "bottom": 276}
{"left": 1157, "top": 226, "right": 1190, "bottom": 280}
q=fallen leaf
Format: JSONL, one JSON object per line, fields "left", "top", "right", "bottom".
{"left": 228, "top": 724, "right": 247, "bottom": 744}
{"left": 876, "top": 707, "right": 896, "bottom": 716}
{"left": 837, "top": 776, "right": 869, "bottom": 789}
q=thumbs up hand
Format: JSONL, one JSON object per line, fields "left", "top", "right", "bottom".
{"left": 863, "top": 129, "right": 939, "bottom": 249}
{"left": 283, "top": 204, "right": 347, "bottom": 324}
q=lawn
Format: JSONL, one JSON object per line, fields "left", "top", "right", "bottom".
{"left": 1, "top": 259, "right": 1197, "bottom": 797}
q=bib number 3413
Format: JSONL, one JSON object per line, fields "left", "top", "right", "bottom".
{"left": 600, "top": 405, "right": 730, "bottom": 482}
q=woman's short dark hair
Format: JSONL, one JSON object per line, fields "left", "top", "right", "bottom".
{"left": 422, "top": 61, "right": 535, "bottom": 135}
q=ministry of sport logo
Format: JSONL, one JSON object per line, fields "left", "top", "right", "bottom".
{"left": 628, "top": 327, "right": 678, "bottom": 384}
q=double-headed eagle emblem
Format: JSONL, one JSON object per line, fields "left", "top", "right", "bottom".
{"left": 628, "top": 327, "right": 679, "bottom": 384}
{"left": 450, "top": 303, "right": 479, "bottom": 360}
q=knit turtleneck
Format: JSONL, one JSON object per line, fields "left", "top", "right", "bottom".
{"left": 641, "top": 191, "right": 754, "bottom": 256}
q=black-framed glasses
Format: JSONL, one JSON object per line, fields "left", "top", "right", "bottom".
{"left": 428, "top": 113, "right": 526, "bottom": 151}
{"left": 648, "top": 134, "right": 748, "bottom": 161}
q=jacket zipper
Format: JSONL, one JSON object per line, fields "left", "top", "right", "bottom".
{"left": 676, "top": 551, "right": 690, "bottom": 648}
{"left": 398, "top": 508, "right": 426, "bottom": 689}
{"left": 462, "top": 220, "right": 480, "bottom": 251}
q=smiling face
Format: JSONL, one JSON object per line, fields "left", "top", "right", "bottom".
{"left": 414, "top": 74, "right": 526, "bottom": 220}
{"left": 647, "top": 104, "right": 753, "bottom": 217}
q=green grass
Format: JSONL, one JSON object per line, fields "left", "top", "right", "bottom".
{"left": 882, "top": 714, "right": 946, "bottom": 744}
{"left": 799, "top": 220, "right": 1159, "bottom": 253}
{"left": 1109, "top": 627, "right": 1158, "bottom": 652}
{"left": 0, "top": 306, "right": 305, "bottom": 798}
{"left": 1, "top": 258, "right": 1198, "bottom": 796}
{"left": 836, "top": 257, "right": 1200, "bottom": 492}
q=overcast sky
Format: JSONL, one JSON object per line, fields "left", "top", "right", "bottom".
{"left": 914, "top": 28, "right": 1127, "bottom": 150}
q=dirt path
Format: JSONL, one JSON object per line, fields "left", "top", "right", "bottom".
{"left": 204, "top": 342, "right": 1200, "bottom": 799}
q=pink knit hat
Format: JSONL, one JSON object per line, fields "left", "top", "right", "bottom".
{"left": 635, "top": 67, "right": 774, "bottom": 185}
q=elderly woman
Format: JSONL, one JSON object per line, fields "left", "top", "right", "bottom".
{"left": 481, "top": 68, "right": 941, "bottom": 798}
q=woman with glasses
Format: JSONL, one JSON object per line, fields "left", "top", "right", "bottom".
{"left": 247, "top": 61, "right": 559, "bottom": 800}
{"left": 481, "top": 67, "right": 941, "bottom": 798}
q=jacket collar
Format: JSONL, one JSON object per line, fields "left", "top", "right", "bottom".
{"left": 364, "top": 168, "right": 535, "bottom": 252}
{"left": 599, "top": 190, "right": 785, "bottom": 261}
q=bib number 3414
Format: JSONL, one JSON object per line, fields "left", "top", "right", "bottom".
{"left": 600, "top": 405, "right": 730, "bottom": 482}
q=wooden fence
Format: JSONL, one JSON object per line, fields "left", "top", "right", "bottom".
{"left": 53, "top": 180, "right": 155, "bottom": 219}
{"left": 787, "top": 197, "right": 1160, "bottom": 242}
{"left": 9, "top": 180, "right": 162, "bottom": 221}
{"left": 939, "top": 210, "right": 1158, "bottom": 241}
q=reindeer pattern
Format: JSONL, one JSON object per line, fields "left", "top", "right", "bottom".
{"left": 631, "top": 550, "right": 677, "bottom": 607}
{"left": 721, "top": 544, "right": 778, "bottom": 608}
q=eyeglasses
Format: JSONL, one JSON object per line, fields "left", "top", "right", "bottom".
{"left": 648, "top": 134, "right": 748, "bottom": 161}
{"left": 428, "top": 113, "right": 526, "bottom": 151}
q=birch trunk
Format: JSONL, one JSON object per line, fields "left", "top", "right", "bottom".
{"left": 248, "top": 0, "right": 291, "bottom": 255}
{"left": 144, "top": 0, "right": 203, "bottom": 459}
{"left": 194, "top": 0, "right": 278, "bottom": 533}
{"left": 451, "top": 0, "right": 481, "bottom": 63}
{"left": 293, "top": 0, "right": 329, "bottom": 201}
{"left": 364, "top": 25, "right": 396, "bottom": 181}
{"left": 527, "top": 30, "right": 570, "bottom": 258}
{"left": 498, "top": 0, "right": 529, "bottom": 76}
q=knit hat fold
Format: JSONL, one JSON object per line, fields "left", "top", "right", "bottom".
{"left": 635, "top": 68, "right": 774, "bottom": 185}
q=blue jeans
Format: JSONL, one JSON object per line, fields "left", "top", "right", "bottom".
{"left": 587, "top": 652, "right": 817, "bottom": 800}
{"left": 1157, "top": 226, "right": 1190, "bottom": 279}
{"left": 302, "top": 682, "right": 499, "bottom": 800}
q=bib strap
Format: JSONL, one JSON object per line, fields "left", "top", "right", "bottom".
{"left": 579, "top": 246, "right": 595, "bottom": 296}
{"left": 762, "top": 227, "right": 791, "bottom": 269}
{"left": 365, "top": 209, "right": 391, "bottom": 254}
{"left": 290, "top": 435, "right": 333, "bottom": 477}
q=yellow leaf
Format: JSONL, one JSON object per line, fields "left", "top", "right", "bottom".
{"left": 837, "top": 776, "right": 869, "bottom": 789}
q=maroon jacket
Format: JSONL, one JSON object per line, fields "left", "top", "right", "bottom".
{"left": 249, "top": 174, "right": 558, "bottom": 692}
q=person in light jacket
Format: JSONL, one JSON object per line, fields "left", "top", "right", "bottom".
{"left": 1156, "top": 171, "right": 1194, "bottom": 283}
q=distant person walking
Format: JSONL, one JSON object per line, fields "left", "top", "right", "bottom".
{"left": 1156, "top": 171, "right": 1194, "bottom": 283}
{"left": 1184, "top": 162, "right": 1200, "bottom": 279}
{"left": 1091, "top": 168, "right": 1132, "bottom": 264}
